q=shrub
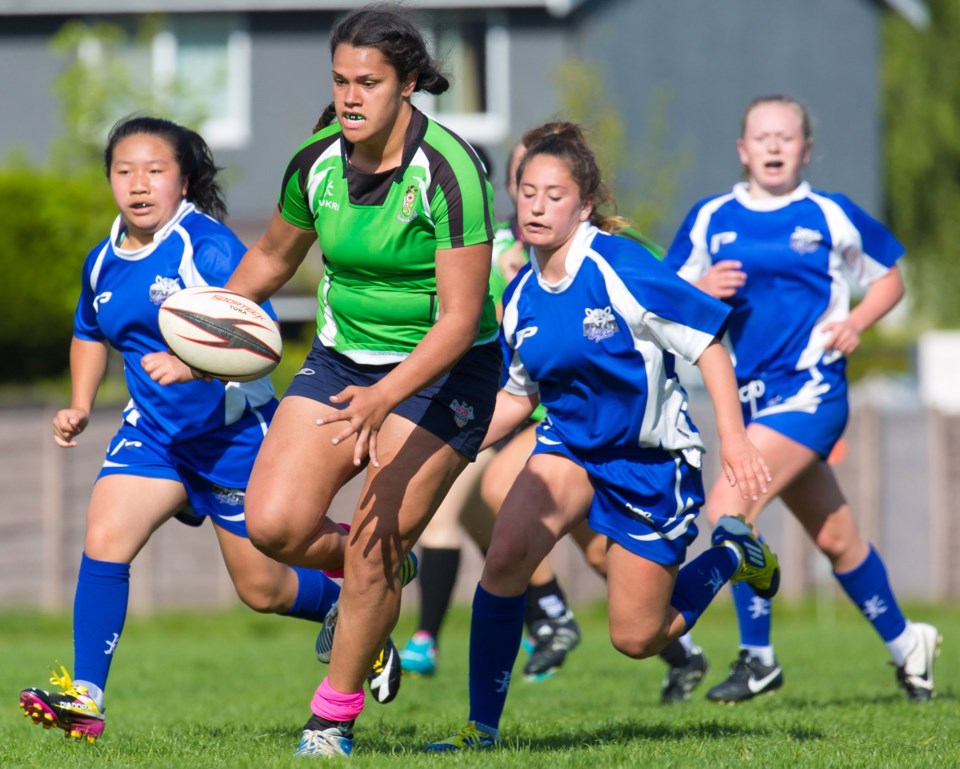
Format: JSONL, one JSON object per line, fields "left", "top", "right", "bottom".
{"left": 0, "top": 168, "right": 114, "bottom": 381}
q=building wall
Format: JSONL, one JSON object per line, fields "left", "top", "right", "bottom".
{"left": 0, "top": 1, "right": 889, "bottom": 241}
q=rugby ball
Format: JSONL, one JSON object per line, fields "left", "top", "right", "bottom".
{"left": 158, "top": 286, "right": 282, "bottom": 382}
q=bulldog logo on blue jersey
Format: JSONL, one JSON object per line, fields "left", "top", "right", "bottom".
{"left": 150, "top": 275, "right": 182, "bottom": 306}
{"left": 789, "top": 226, "right": 822, "bottom": 254}
{"left": 583, "top": 306, "right": 618, "bottom": 342}
{"left": 212, "top": 485, "right": 245, "bottom": 506}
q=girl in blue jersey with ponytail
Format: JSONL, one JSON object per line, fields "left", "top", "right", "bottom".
{"left": 18, "top": 116, "right": 345, "bottom": 743}
{"left": 664, "top": 95, "right": 939, "bottom": 703}
{"left": 425, "top": 121, "right": 779, "bottom": 751}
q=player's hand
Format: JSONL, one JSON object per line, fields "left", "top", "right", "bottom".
{"left": 53, "top": 408, "right": 90, "bottom": 448}
{"left": 317, "top": 384, "right": 395, "bottom": 468}
{"left": 697, "top": 260, "right": 746, "bottom": 299}
{"left": 719, "top": 432, "right": 771, "bottom": 502}
{"left": 822, "top": 319, "right": 861, "bottom": 356}
{"left": 141, "top": 350, "right": 210, "bottom": 384}
{"left": 497, "top": 240, "right": 528, "bottom": 283}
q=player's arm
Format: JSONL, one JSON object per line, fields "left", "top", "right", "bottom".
{"left": 53, "top": 337, "right": 109, "bottom": 448}
{"left": 226, "top": 209, "right": 317, "bottom": 304}
{"left": 479, "top": 389, "right": 539, "bottom": 451}
{"left": 824, "top": 265, "right": 905, "bottom": 357}
{"left": 695, "top": 339, "right": 771, "bottom": 501}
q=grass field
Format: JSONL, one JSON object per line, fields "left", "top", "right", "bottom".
{"left": 1, "top": 599, "right": 956, "bottom": 768}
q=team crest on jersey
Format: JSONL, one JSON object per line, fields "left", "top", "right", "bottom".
{"left": 397, "top": 185, "right": 419, "bottom": 222}
{"left": 149, "top": 276, "right": 182, "bottom": 306}
{"left": 583, "top": 306, "right": 618, "bottom": 342}
{"left": 212, "top": 485, "right": 245, "bottom": 506}
{"left": 450, "top": 399, "right": 475, "bottom": 428}
{"left": 790, "top": 226, "right": 822, "bottom": 254}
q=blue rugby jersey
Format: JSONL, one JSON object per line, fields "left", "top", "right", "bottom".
{"left": 663, "top": 182, "right": 904, "bottom": 380}
{"left": 73, "top": 200, "right": 276, "bottom": 444}
{"left": 500, "top": 223, "right": 730, "bottom": 460}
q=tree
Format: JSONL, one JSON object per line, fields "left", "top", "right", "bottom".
{"left": 883, "top": 1, "right": 960, "bottom": 328}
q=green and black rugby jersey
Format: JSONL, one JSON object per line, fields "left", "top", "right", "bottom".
{"left": 278, "top": 107, "right": 498, "bottom": 364}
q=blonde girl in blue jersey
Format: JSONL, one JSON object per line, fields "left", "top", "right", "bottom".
{"left": 223, "top": 4, "right": 500, "bottom": 758}
{"left": 664, "top": 95, "right": 940, "bottom": 703}
{"left": 18, "top": 117, "right": 344, "bottom": 743}
{"left": 425, "top": 121, "right": 778, "bottom": 752}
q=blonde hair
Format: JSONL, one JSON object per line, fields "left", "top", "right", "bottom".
{"left": 740, "top": 95, "right": 813, "bottom": 142}
{"left": 517, "top": 121, "right": 631, "bottom": 234}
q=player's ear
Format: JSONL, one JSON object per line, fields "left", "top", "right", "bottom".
{"left": 579, "top": 196, "right": 594, "bottom": 222}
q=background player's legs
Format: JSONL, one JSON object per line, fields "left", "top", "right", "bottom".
{"left": 783, "top": 461, "right": 940, "bottom": 701}
{"left": 401, "top": 451, "right": 493, "bottom": 675}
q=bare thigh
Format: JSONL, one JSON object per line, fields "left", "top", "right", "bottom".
{"left": 84, "top": 475, "right": 186, "bottom": 563}
{"left": 417, "top": 447, "right": 494, "bottom": 550}
{"left": 243, "top": 395, "right": 364, "bottom": 566}
{"left": 480, "top": 452, "right": 594, "bottom": 596}
{"left": 780, "top": 461, "right": 868, "bottom": 571}
{"left": 705, "top": 423, "right": 818, "bottom": 526}
{"left": 606, "top": 542, "right": 680, "bottom": 658}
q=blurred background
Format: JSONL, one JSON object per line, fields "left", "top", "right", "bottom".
{"left": 1, "top": 0, "right": 958, "bottom": 613}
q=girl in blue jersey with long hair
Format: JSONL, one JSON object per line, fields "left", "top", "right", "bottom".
{"left": 425, "top": 121, "right": 779, "bottom": 751}
{"left": 18, "top": 116, "right": 344, "bottom": 743}
{"left": 664, "top": 95, "right": 940, "bottom": 703}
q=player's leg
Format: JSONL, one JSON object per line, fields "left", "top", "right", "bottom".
{"left": 303, "top": 415, "right": 466, "bottom": 754}
{"left": 213, "top": 524, "right": 341, "bottom": 621}
{"left": 425, "top": 452, "right": 594, "bottom": 751}
{"left": 401, "top": 450, "right": 493, "bottom": 676}
{"left": 20, "top": 473, "right": 185, "bottom": 742}
{"left": 783, "top": 462, "right": 940, "bottom": 701}
{"left": 482, "top": 424, "right": 582, "bottom": 680}
{"left": 703, "top": 424, "right": 814, "bottom": 703}
{"left": 242, "top": 394, "right": 361, "bottom": 570}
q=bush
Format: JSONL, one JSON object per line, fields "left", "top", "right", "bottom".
{"left": 0, "top": 168, "right": 115, "bottom": 381}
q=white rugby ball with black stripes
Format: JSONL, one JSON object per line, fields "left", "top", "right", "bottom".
{"left": 158, "top": 286, "right": 282, "bottom": 382}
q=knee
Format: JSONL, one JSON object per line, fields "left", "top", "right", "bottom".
{"left": 482, "top": 540, "right": 528, "bottom": 585}
{"left": 814, "top": 525, "right": 861, "bottom": 563}
{"left": 245, "top": 506, "right": 309, "bottom": 564}
{"left": 609, "top": 624, "right": 667, "bottom": 660}
{"left": 232, "top": 575, "right": 287, "bottom": 614}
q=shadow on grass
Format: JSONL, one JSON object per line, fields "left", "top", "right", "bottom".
{"left": 513, "top": 720, "right": 824, "bottom": 753}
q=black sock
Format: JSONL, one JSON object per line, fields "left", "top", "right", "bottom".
{"left": 658, "top": 638, "right": 690, "bottom": 667}
{"left": 525, "top": 577, "right": 569, "bottom": 630}
{"left": 417, "top": 547, "right": 461, "bottom": 640}
{"left": 304, "top": 714, "right": 355, "bottom": 734}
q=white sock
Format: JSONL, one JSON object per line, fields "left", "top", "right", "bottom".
{"left": 73, "top": 680, "right": 104, "bottom": 710}
{"left": 741, "top": 645, "right": 776, "bottom": 667}
{"left": 885, "top": 621, "right": 915, "bottom": 667}
{"left": 677, "top": 632, "right": 697, "bottom": 655}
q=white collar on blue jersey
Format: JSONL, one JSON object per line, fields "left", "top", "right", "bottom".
{"left": 529, "top": 221, "right": 600, "bottom": 293}
{"left": 732, "top": 180, "right": 811, "bottom": 211}
{"left": 110, "top": 199, "right": 197, "bottom": 260}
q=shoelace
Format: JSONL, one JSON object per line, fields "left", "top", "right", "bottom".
{"left": 454, "top": 723, "right": 489, "bottom": 747}
{"left": 48, "top": 662, "right": 88, "bottom": 699}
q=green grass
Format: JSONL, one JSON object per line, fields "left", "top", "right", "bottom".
{"left": 1, "top": 600, "right": 956, "bottom": 768}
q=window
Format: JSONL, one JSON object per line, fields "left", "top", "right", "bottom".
{"left": 77, "top": 14, "right": 251, "bottom": 151}
{"left": 154, "top": 15, "right": 251, "bottom": 149}
{"left": 413, "top": 12, "right": 510, "bottom": 146}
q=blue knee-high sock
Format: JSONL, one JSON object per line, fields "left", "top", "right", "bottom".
{"left": 73, "top": 553, "right": 131, "bottom": 693}
{"left": 732, "top": 580, "right": 773, "bottom": 646}
{"left": 670, "top": 546, "right": 739, "bottom": 631}
{"left": 834, "top": 545, "right": 907, "bottom": 642}
{"left": 285, "top": 567, "right": 341, "bottom": 623}
{"left": 468, "top": 585, "right": 526, "bottom": 732}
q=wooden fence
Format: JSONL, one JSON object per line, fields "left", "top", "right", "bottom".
{"left": 1, "top": 399, "right": 957, "bottom": 614}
